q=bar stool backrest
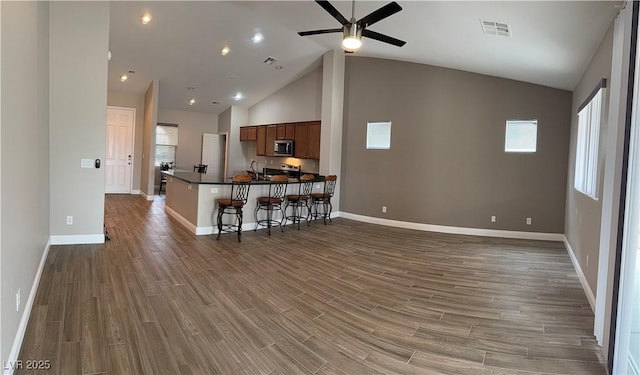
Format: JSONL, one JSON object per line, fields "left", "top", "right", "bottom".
{"left": 269, "top": 175, "right": 289, "bottom": 199}
{"left": 299, "top": 174, "right": 315, "bottom": 196}
{"left": 323, "top": 175, "right": 337, "bottom": 197}
{"left": 231, "top": 175, "right": 252, "bottom": 203}
{"left": 195, "top": 164, "right": 208, "bottom": 174}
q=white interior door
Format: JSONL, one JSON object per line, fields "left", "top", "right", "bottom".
{"left": 106, "top": 106, "right": 134, "bottom": 193}
{"left": 202, "top": 133, "right": 226, "bottom": 180}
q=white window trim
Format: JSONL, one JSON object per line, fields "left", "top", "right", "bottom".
{"left": 505, "top": 119, "right": 538, "bottom": 153}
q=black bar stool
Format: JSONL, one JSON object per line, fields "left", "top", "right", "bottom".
{"left": 255, "top": 175, "right": 289, "bottom": 235}
{"left": 285, "top": 174, "right": 315, "bottom": 230}
{"left": 194, "top": 164, "right": 208, "bottom": 173}
{"left": 216, "top": 175, "right": 251, "bottom": 242}
{"left": 310, "top": 175, "right": 337, "bottom": 225}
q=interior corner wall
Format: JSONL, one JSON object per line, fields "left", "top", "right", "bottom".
{"left": 141, "top": 81, "right": 159, "bottom": 199}
{"left": 49, "top": 2, "right": 109, "bottom": 240}
{"left": 341, "top": 56, "right": 572, "bottom": 233}
{"left": 248, "top": 65, "right": 322, "bottom": 125}
{"left": 1, "top": 0, "right": 50, "bottom": 364}
{"left": 565, "top": 23, "right": 615, "bottom": 295}
{"left": 107, "top": 90, "right": 144, "bottom": 192}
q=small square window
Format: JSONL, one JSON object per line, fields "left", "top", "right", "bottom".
{"left": 367, "top": 121, "right": 392, "bottom": 149}
{"left": 505, "top": 120, "right": 537, "bottom": 153}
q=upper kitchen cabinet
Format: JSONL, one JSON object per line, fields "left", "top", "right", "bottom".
{"left": 266, "top": 125, "right": 277, "bottom": 157}
{"left": 294, "top": 121, "right": 321, "bottom": 159}
{"left": 275, "top": 123, "right": 295, "bottom": 140}
{"left": 256, "top": 126, "right": 266, "bottom": 156}
{"left": 239, "top": 126, "right": 257, "bottom": 141}
{"left": 308, "top": 121, "right": 321, "bottom": 160}
{"left": 294, "top": 123, "right": 309, "bottom": 159}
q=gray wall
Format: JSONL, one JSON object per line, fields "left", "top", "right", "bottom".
{"left": 341, "top": 57, "right": 572, "bottom": 233}
{"left": 157, "top": 108, "right": 218, "bottom": 170}
{"left": 107, "top": 90, "right": 144, "bottom": 192}
{"left": 565, "top": 24, "right": 615, "bottom": 293}
{"left": 49, "top": 2, "right": 109, "bottom": 238}
{"left": 0, "top": 1, "right": 51, "bottom": 363}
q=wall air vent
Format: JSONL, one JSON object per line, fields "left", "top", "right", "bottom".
{"left": 263, "top": 56, "right": 279, "bottom": 65}
{"left": 480, "top": 20, "right": 511, "bottom": 37}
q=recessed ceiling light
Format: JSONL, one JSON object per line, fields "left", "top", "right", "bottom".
{"left": 275, "top": 66, "right": 283, "bottom": 70}
{"left": 251, "top": 32, "right": 264, "bottom": 44}
{"left": 233, "top": 92, "right": 244, "bottom": 101}
{"left": 189, "top": 98, "right": 196, "bottom": 106}
{"left": 221, "top": 46, "right": 230, "bottom": 56}
{"left": 120, "top": 74, "right": 128, "bottom": 82}
{"left": 141, "top": 13, "right": 152, "bottom": 25}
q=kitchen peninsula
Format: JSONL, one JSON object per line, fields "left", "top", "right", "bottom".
{"left": 162, "top": 170, "right": 324, "bottom": 235}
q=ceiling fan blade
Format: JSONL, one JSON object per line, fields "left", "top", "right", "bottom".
{"left": 315, "top": 0, "right": 349, "bottom": 25}
{"left": 298, "top": 28, "right": 343, "bottom": 36}
{"left": 362, "top": 29, "right": 406, "bottom": 47}
{"left": 357, "top": 2, "right": 402, "bottom": 28}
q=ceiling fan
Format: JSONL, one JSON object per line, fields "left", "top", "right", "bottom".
{"left": 298, "top": 0, "right": 406, "bottom": 53}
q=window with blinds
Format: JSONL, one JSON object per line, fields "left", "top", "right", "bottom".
{"left": 575, "top": 86, "right": 604, "bottom": 200}
{"left": 155, "top": 123, "right": 179, "bottom": 167}
{"left": 505, "top": 120, "right": 537, "bottom": 152}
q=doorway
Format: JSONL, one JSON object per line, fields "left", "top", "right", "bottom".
{"left": 105, "top": 106, "right": 135, "bottom": 193}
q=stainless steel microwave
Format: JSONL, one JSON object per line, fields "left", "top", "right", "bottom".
{"left": 274, "top": 140, "right": 294, "bottom": 156}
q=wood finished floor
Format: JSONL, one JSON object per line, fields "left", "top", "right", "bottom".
{"left": 16, "top": 194, "right": 605, "bottom": 375}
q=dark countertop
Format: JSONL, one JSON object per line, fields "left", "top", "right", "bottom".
{"left": 162, "top": 170, "right": 324, "bottom": 185}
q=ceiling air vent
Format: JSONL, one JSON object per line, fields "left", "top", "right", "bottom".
{"left": 263, "top": 56, "right": 279, "bottom": 65}
{"left": 480, "top": 20, "right": 510, "bottom": 37}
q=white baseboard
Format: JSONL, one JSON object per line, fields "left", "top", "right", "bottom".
{"left": 165, "top": 206, "right": 198, "bottom": 234}
{"left": 131, "top": 189, "right": 141, "bottom": 195}
{"left": 563, "top": 236, "right": 596, "bottom": 312}
{"left": 166, "top": 206, "right": 340, "bottom": 236}
{"left": 50, "top": 234, "right": 105, "bottom": 245}
{"left": 140, "top": 190, "right": 154, "bottom": 201}
{"left": 339, "top": 212, "right": 565, "bottom": 241}
{"left": 4, "top": 239, "right": 51, "bottom": 375}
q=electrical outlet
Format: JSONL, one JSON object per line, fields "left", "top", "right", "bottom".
{"left": 526, "top": 217, "right": 532, "bottom": 225}
{"left": 382, "top": 206, "right": 387, "bottom": 213}
{"left": 491, "top": 215, "right": 496, "bottom": 223}
{"left": 16, "top": 289, "right": 20, "bottom": 311}
{"left": 188, "top": 185, "right": 192, "bottom": 190}
{"left": 270, "top": 159, "right": 273, "bottom": 165}
{"left": 66, "top": 216, "right": 73, "bottom": 225}
{"left": 211, "top": 188, "right": 218, "bottom": 194}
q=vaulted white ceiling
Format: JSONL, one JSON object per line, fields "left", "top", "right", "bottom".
{"left": 108, "top": 1, "right": 621, "bottom": 114}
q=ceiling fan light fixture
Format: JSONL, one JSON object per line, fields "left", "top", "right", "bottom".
{"left": 342, "top": 24, "right": 362, "bottom": 52}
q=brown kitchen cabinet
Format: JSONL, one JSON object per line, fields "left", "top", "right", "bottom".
{"left": 240, "top": 126, "right": 257, "bottom": 141}
{"left": 240, "top": 127, "right": 249, "bottom": 141}
{"left": 294, "top": 123, "right": 309, "bottom": 158}
{"left": 275, "top": 123, "right": 296, "bottom": 140}
{"left": 308, "top": 121, "right": 321, "bottom": 160}
{"left": 285, "top": 123, "right": 295, "bottom": 140}
{"left": 256, "top": 126, "right": 266, "bottom": 156}
{"left": 266, "top": 125, "right": 277, "bottom": 156}
{"left": 276, "top": 124, "right": 285, "bottom": 140}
